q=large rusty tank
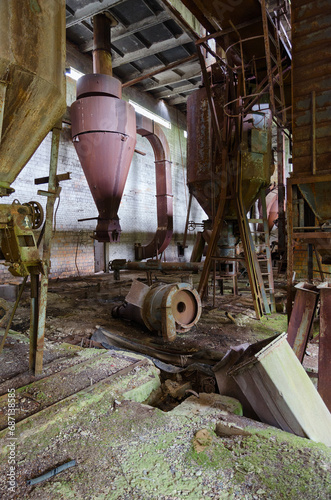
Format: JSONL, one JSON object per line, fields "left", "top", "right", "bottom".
{"left": 0, "top": 0, "right": 66, "bottom": 193}
{"left": 187, "top": 86, "right": 273, "bottom": 222}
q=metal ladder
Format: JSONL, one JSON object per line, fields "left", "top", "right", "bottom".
{"left": 248, "top": 189, "right": 276, "bottom": 313}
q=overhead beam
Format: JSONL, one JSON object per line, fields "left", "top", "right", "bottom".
{"left": 66, "top": 0, "right": 127, "bottom": 28}
{"left": 66, "top": 40, "right": 92, "bottom": 75}
{"left": 142, "top": 65, "right": 201, "bottom": 91}
{"left": 154, "top": 81, "right": 200, "bottom": 99}
{"left": 122, "top": 53, "right": 198, "bottom": 88}
{"left": 112, "top": 32, "right": 192, "bottom": 68}
{"left": 159, "top": 0, "right": 202, "bottom": 40}
{"left": 80, "top": 11, "right": 172, "bottom": 53}
{"left": 167, "top": 94, "right": 190, "bottom": 106}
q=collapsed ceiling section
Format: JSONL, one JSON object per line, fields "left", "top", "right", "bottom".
{"left": 65, "top": 0, "right": 202, "bottom": 112}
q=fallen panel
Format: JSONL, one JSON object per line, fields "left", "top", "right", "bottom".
{"left": 287, "top": 282, "right": 319, "bottom": 362}
{"left": 318, "top": 283, "right": 331, "bottom": 412}
{"left": 228, "top": 333, "right": 331, "bottom": 446}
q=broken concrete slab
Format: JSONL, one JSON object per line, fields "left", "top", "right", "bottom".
{"left": 0, "top": 387, "right": 330, "bottom": 499}
{"left": 0, "top": 350, "right": 157, "bottom": 429}
{"left": 170, "top": 393, "right": 243, "bottom": 417}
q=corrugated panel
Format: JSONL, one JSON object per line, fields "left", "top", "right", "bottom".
{"left": 292, "top": 0, "right": 331, "bottom": 175}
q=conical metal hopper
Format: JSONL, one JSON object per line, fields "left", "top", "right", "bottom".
{"left": 187, "top": 86, "right": 272, "bottom": 221}
{"left": 0, "top": 0, "right": 66, "bottom": 194}
{"left": 71, "top": 74, "right": 136, "bottom": 242}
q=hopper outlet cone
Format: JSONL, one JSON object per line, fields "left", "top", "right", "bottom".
{"left": 71, "top": 74, "right": 136, "bottom": 242}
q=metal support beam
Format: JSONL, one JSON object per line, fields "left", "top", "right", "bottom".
{"left": 153, "top": 81, "right": 200, "bottom": 99}
{"left": 277, "top": 127, "right": 286, "bottom": 254}
{"left": 122, "top": 54, "right": 198, "bottom": 88}
{"left": 29, "top": 123, "right": 62, "bottom": 375}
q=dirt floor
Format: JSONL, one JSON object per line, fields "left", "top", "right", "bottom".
{"left": 0, "top": 270, "right": 329, "bottom": 499}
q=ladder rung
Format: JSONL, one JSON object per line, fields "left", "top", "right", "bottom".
{"left": 261, "top": 272, "right": 270, "bottom": 276}
{"left": 248, "top": 219, "right": 263, "bottom": 223}
{"left": 268, "top": 34, "right": 277, "bottom": 46}
{"left": 270, "top": 53, "right": 277, "bottom": 65}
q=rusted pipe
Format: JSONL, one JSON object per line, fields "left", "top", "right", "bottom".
{"left": 135, "top": 115, "right": 173, "bottom": 260}
{"left": 111, "top": 259, "right": 204, "bottom": 273}
{"left": 93, "top": 13, "right": 113, "bottom": 76}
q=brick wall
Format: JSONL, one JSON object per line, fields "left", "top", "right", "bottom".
{"left": 0, "top": 80, "right": 207, "bottom": 282}
{"left": 293, "top": 243, "right": 331, "bottom": 281}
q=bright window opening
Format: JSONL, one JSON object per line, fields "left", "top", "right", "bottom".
{"left": 66, "top": 67, "right": 85, "bottom": 81}
{"left": 129, "top": 100, "right": 171, "bottom": 129}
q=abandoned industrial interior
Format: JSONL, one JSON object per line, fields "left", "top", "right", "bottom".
{"left": 0, "top": 0, "right": 331, "bottom": 498}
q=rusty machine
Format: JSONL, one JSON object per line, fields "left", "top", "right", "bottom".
{"left": 71, "top": 11, "right": 200, "bottom": 340}
{"left": 181, "top": 0, "right": 293, "bottom": 319}
{"left": 0, "top": 0, "right": 66, "bottom": 373}
{"left": 71, "top": 14, "right": 173, "bottom": 259}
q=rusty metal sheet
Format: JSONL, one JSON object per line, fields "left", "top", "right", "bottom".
{"left": 317, "top": 283, "right": 331, "bottom": 412}
{"left": 0, "top": 0, "right": 66, "bottom": 187}
{"left": 125, "top": 280, "right": 149, "bottom": 308}
{"left": 287, "top": 282, "right": 319, "bottom": 363}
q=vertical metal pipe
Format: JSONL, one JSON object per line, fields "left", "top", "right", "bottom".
{"left": 182, "top": 192, "right": 193, "bottom": 251}
{"left": 277, "top": 127, "right": 286, "bottom": 254}
{"left": 286, "top": 181, "right": 294, "bottom": 321}
{"left": 93, "top": 14, "right": 112, "bottom": 76}
{"left": 33, "top": 122, "right": 61, "bottom": 375}
{"left": 29, "top": 274, "right": 39, "bottom": 371}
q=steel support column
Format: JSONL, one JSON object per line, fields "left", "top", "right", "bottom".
{"left": 30, "top": 123, "right": 61, "bottom": 374}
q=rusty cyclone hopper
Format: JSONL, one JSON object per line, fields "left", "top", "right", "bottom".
{"left": 71, "top": 74, "right": 136, "bottom": 242}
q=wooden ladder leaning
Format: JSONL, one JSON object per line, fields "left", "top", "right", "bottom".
{"left": 248, "top": 189, "right": 276, "bottom": 314}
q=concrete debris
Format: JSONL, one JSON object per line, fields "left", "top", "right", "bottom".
{"left": 193, "top": 428, "right": 213, "bottom": 453}
{"left": 215, "top": 421, "right": 252, "bottom": 438}
{"left": 164, "top": 379, "right": 192, "bottom": 399}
